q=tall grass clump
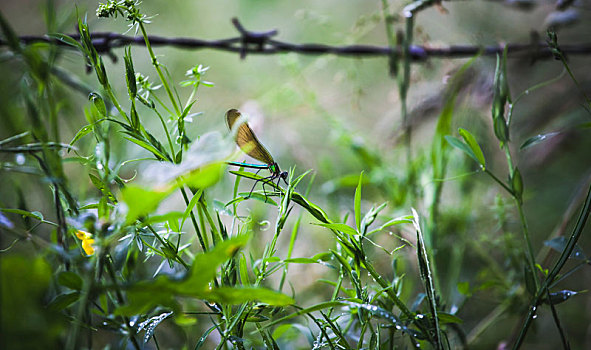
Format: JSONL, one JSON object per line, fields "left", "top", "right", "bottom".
{"left": 1, "top": 1, "right": 590, "bottom": 349}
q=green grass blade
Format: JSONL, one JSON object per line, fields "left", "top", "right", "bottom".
{"left": 354, "top": 171, "right": 363, "bottom": 232}
{"left": 412, "top": 209, "right": 442, "bottom": 348}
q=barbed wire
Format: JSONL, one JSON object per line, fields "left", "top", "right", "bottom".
{"left": 2, "top": 18, "right": 591, "bottom": 62}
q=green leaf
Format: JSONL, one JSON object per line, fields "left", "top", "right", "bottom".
{"left": 437, "top": 312, "right": 463, "bottom": 325}
{"left": 130, "top": 104, "right": 140, "bottom": 131}
{"left": 115, "top": 236, "right": 251, "bottom": 316}
{"left": 69, "top": 124, "right": 93, "bottom": 148}
{"left": 360, "top": 202, "right": 386, "bottom": 233}
{"left": 354, "top": 172, "right": 363, "bottom": 232}
{"left": 181, "top": 189, "right": 202, "bottom": 230}
{"left": 195, "top": 325, "right": 217, "bottom": 349}
{"left": 47, "top": 292, "right": 80, "bottom": 311}
{"left": 413, "top": 209, "right": 443, "bottom": 348}
{"left": 138, "top": 211, "right": 185, "bottom": 228}
{"left": 511, "top": 167, "right": 523, "bottom": 201}
{"left": 458, "top": 128, "right": 486, "bottom": 168}
{"left": 114, "top": 282, "right": 179, "bottom": 316}
{"left": 445, "top": 135, "right": 479, "bottom": 164}
{"left": 331, "top": 250, "right": 352, "bottom": 274}
{"left": 271, "top": 324, "right": 297, "bottom": 342}
{"left": 493, "top": 116, "right": 509, "bottom": 143}
{"left": 137, "top": 311, "right": 173, "bottom": 344}
{"left": 257, "top": 301, "right": 347, "bottom": 331}
{"left": 124, "top": 136, "right": 168, "bottom": 161}
{"left": 121, "top": 185, "right": 173, "bottom": 224}
{"left": 0, "top": 208, "right": 44, "bottom": 221}
{"left": 47, "top": 33, "right": 84, "bottom": 51}
{"left": 368, "top": 215, "right": 413, "bottom": 234}
{"left": 290, "top": 192, "right": 331, "bottom": 224}
{"left": 315, "top": 222, "right": 359, "bottom": 237}
{"left": 312, "top": 252, "right": 332, "bottom": 261}
{"left": 520, "top": 132, "right": 560, "bottom": 150}
{"left": 89, "top": 174, "right": 116, "bottom": 202}
{"left": 239, "top": 254, "right": 250, "bottom": 286}
{"left": 98, "top": 196, "right": 109, "bottom": 220}
{"left": 229, "top": 170, "right": 266, "bottom": 182}
{"left": 492, "top": 54, "right": 507, "bottom": 123}
{"left": 94, "top": 55, "right": 108, "bottom": 85}
{"left": 206, "top": 286, "right": 294, "bottom": 306}
{"left": 142, "top": 129, "right": 169, "bottom": 160}
{"left": 89, "top": 92, "right": 107, "bottom": 117}
{"left": 283, "top": 257, "right": 319, "bottom": 264}
{"left": 178, "top": 162, "right": 224, "bottom": 190}
{"left": 57, "top": 271, "right": 83, "bottom": 290}
{"left": 124, "top": 46, "right": 137, "bottom": 99}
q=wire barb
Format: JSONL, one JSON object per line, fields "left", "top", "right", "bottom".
{"left": 231, "top": 17, "right": 278, "bottom": 59}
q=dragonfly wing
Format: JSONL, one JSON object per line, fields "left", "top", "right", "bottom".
{"left": 226, "top": 109, "right": 275, "bottom": 165}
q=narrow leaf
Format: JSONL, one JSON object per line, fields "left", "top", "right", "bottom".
{"left": 69, "top": 124, "right": 93, "bottom": 148}
{"left": 57, "top": 271, "right": 83, "bottom": 290}
{"left": 315, "top": 222, "right": 359, "bottom": 237}
{"left": 124, "top": 136, "right": 168, "bottom": 161}
{"left": 445, "top": 135, "right": 479, "bottom": 164}
{"left": 520, "top": 132, "right": 560, "bottom": 150}
{"left": 47, "top": 33, "right": 84, "bottom": 51}
{"left": 89, "top": 92, "right": 107, "bottom": 117}
{"left": 47, "top": 291, "right": 80, "bottom": 311}
{"left": 206, "top": 286, "right": 294, "bottom": 306}
{"left": 354, "top": 172, "right": 363, "bottom": 232}
{"left": 458, "top": 128, "right": 486, "bottom": 168}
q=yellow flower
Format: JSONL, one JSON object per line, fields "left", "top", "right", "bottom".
{"left": 75, "top": 230, "right": 95, "bottom": 256}
{"left": 75, "top": 229, "right": 90, "bottom": 240}
{"left": 81, "top": 238, "right": 95, "bottom": 256}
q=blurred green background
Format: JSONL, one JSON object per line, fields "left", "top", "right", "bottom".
{"left": 1, "top": 0, "right": 590, "bottom": 349}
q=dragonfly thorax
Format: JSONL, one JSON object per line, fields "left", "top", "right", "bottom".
{"left": 269, "top": 162, "right": 288, "bottom": 185}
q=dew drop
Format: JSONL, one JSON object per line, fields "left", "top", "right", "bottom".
{"left": 15, "top": 153, "right": 25, "bottom": 165}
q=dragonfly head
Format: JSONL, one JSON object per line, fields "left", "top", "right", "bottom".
{"left": 279, "top": 170, "right": 289, "bottom": 185}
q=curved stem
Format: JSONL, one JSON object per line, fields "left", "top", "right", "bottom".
{"left": 138, "top": 23, "right": 181, "bottom": 116}
{"left": 484, "top": 169, "right": 514, "bottom": 195}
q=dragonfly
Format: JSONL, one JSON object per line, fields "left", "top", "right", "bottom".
{"left": 226, "top": 109, "right": 288, "bottom": 197}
